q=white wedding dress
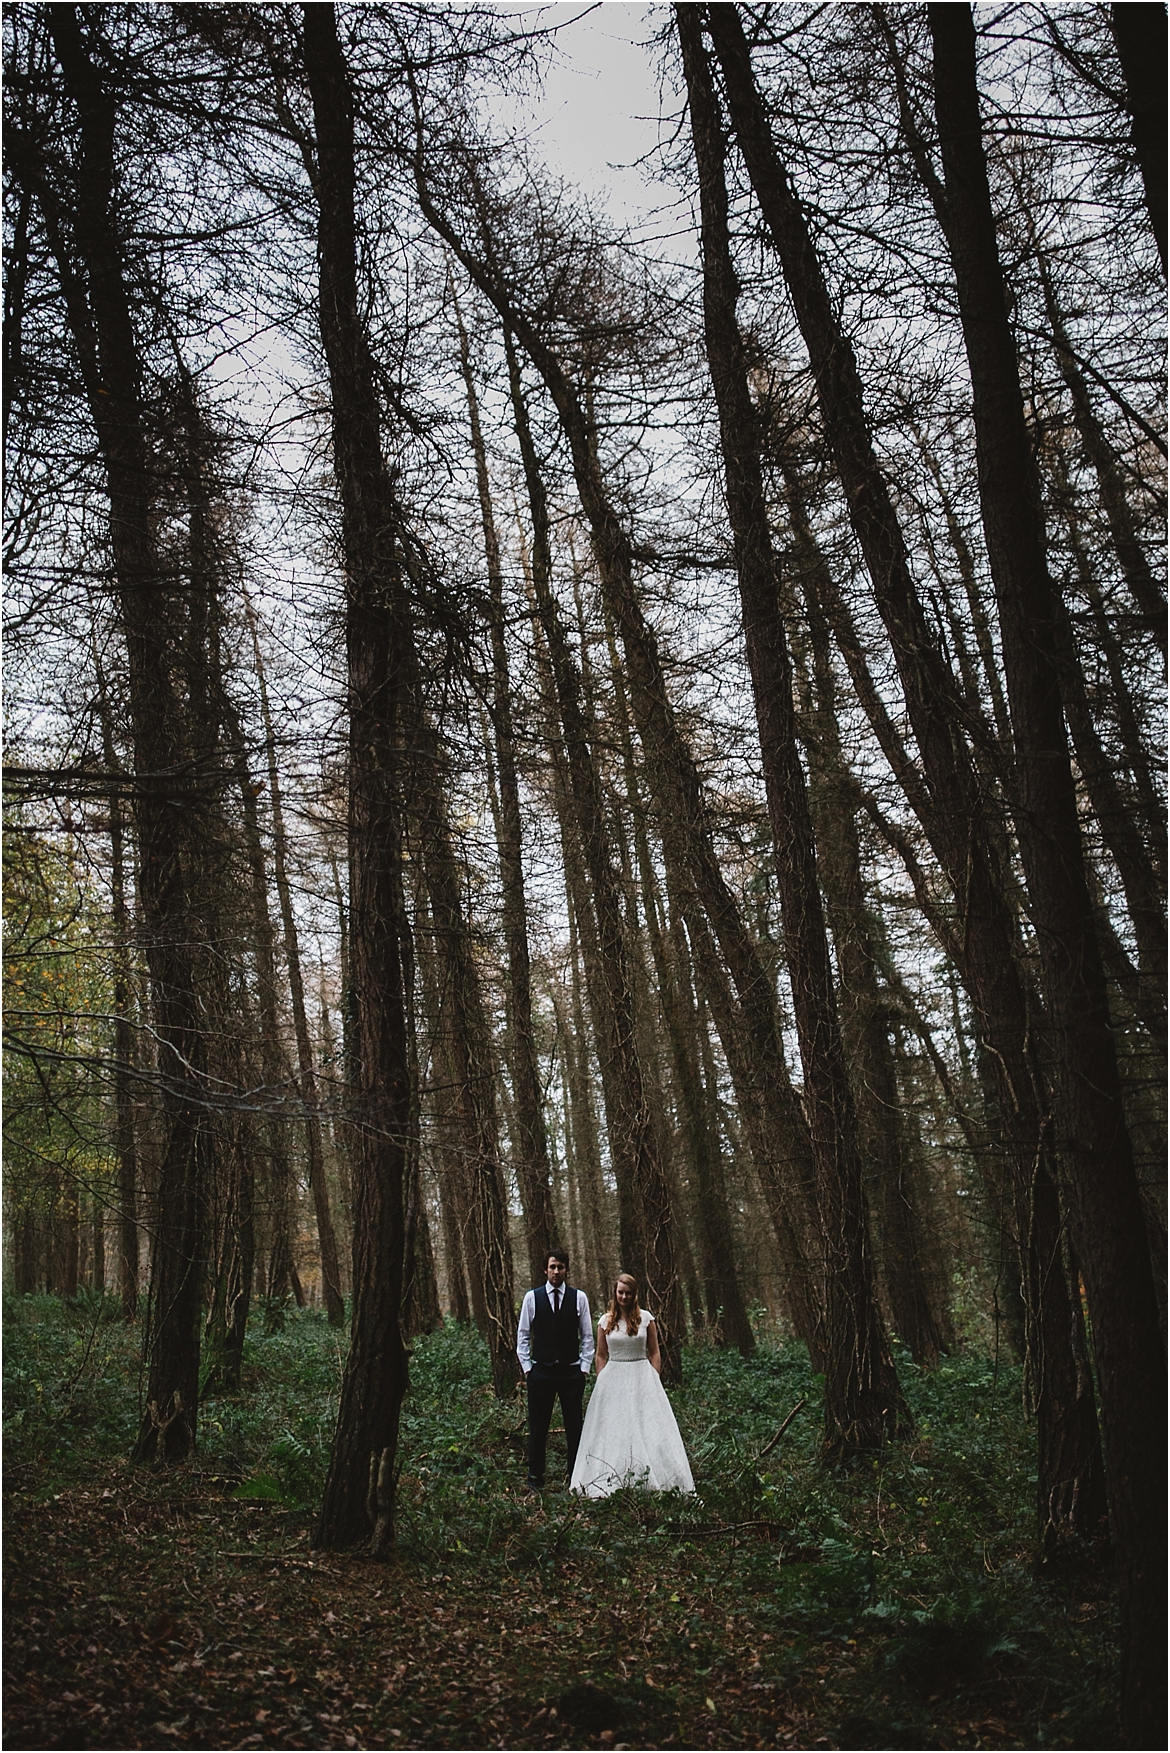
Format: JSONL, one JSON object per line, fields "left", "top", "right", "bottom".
{"left": 570, "top": 1311, "right": 695, "bottom": 1497}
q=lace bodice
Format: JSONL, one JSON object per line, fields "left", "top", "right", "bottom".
{"left": 602, "top": 1310, "right": 654, "bottom": 1362}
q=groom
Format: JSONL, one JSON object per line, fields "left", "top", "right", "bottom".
{"left": 516, "top": 1249, "right": 594, "bottom": 1491}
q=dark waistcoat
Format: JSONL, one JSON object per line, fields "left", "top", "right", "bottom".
{"left": 530, "top": 1284, "right": 580, "bottom": 1367}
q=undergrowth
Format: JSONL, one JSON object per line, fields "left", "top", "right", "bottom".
{"left": 3, "top": 1295, "right": 1120, "bottom": 1748}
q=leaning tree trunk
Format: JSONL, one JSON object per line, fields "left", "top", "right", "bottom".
{"left": 562, "top": 891, "right": 612, "bottom": 1305}
{"left": 786, "top": 449, "right": 1106, "bottom": 1478}
{"left": 246, "top": 601, "right": 346, "bottom": 1325}
{"left": 929, "top": 14, "right": 1165, "bottom": 1737}
{"left": 217, "top": 668, "right": 306, "bottom": 1315}
{"left": 543, "top": 682, "right": 646, "bottom": 1288}
{"left": 503, "top": 331, "right": 684, "bottom": 1374}
{"left": 1033, "top": 248, "right": 1166, "bottom": 657}
{"left": 454, "top": 301, "right": 558, "bottom": 1286}
{"left": 177, "top": 384, "right": 260, "bottom": 1394}
{"left": 679, "top": 4, "right": 904, "bottom": 1452}
{"left": 1109, "top": 3, "right": 1167, "bottom": 277}
{"left": 663, "top": 888, "right": 755, "bottom": 1354}
{"left": 709, "top": 0, "right": 1105, "bottom": 1542}
{"left": 306, "top": 3, "right": 413, "bottom": 1556}
{"left": 792, "top": 563, "right": 951, "bottom": 1366}
{"left": 511, "top": 272, "right": 829, "bottom": 1357}
{"left": 417, "top": 736, "right": 519, "bottom": 1399}
{"left": 499, "top": 261, "right": 824, "bottom": 1364}
{"left": 607, "top": 612, "right": 754, "bottom": 1354}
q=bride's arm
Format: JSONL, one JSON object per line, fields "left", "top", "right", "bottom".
{"left": 595, "top": 1324, "right": 609, "bottom": 1373}
{"left": 645, "top": 1319, "right": 661, "bottom": 1374}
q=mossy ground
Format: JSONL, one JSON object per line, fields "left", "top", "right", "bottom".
{"left": 3, "top": 1297, "right": 1119, "bottom": 1749}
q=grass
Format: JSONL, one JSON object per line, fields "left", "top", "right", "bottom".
{"left": 3, "top": 1295, "right": 1120, "bottom": 1749}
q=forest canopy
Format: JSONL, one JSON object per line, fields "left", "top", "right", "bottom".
{"left": 3, "top": 4, "right": 1165, "bottom": 1747}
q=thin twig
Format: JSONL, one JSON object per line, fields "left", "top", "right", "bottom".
{"left": 62, "top": 1292, "right": 108, "bottom": 1397}
{"left": 750, "top": 1397, "right": 807, "bottom": 1467}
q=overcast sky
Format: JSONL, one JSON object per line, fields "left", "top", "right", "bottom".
{"left": 501, "top": 3, "right": 684, "bottom": 232}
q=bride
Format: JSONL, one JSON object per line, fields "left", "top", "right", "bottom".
{"left": 570, "top": 1273, "right": 694, "bottom": 1497}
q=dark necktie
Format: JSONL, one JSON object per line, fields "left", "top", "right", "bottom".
{"left": 553, "top": 1288, "right": 560, "bottom": 1313}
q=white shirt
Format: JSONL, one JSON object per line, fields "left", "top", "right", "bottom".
{"left": 516, "top": 1284, "right": 595, "bottom": 1374}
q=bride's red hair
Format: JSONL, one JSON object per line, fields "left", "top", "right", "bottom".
{"left": 604, "top": 1272, "right": 643, "bottom": 1336}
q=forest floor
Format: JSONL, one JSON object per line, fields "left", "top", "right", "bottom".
{"left": 4, "top": 1298, "right": 1120, "bottom": 1751}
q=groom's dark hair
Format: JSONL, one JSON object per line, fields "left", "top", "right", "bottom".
{"left": 546, "top": 1248, "right": 569, "bottom": 1269}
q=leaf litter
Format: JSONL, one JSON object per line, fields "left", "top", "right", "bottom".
{"left": 4, "top": 1304, "right": 1120, "bottom": 1749}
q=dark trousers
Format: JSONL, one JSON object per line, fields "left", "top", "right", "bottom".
{"left": 526, "top": 1363, "right": 586, "bottom": 1487}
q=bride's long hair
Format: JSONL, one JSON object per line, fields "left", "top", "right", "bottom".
{"left": 604, "top": 1272, "right": 643, "bottom": 1336}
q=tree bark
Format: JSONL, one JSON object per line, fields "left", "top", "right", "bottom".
{"left": 499, "top": 242, "right": 823, "bottom": 1365}
{"left": 417, "top": 735, "right": 520, "bottom": 1398}
{"left": 791, "top": 551, "right": 951, "bottom": 1365}
{"left": 666, "top": 854, "right": 825, "bottom": 1362}
{"left": 710, "top": 0, "right": 1107, "bottom": 1536}
{"left": 928, "top": 12, "right": 1165, "bottom": 1738}
{"left": 1034, "top": 252, "right": 1167, "bottom": 656}
{"left": 454, "top": 299, "right": 557, "bottom": 1287}
{"left": 679, "top": 3, "right": 905, "bottom": 1451}
{"left": 503, "top": 328, "right": 684, "bottom": 1373}
{"left": 92, "top": 642, "right": 141, "bottom": 1323}
{"left": 41, "top": 5, "right": 209, "bottom": 1461}
{"left": 664, "top": 891, "right": 755, "bottom": 1353}
{"left": 305, "top": 3, "right": 413, "bottom": 1555}
{"left": 245, "top": 601, "right": 346, "bottom": 1325}
{"left": 563, "top": 890, "right": 612, "bottom": 1307}
{"left": 608, "top": 616, "right": 752, "bottom": 1352}
{"left": 1109, "top": 3, "right": 1168, "bottom": 275}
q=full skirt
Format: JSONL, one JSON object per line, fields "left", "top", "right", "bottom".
{"left": 570, "top": 1360, "right": 694, "bottom": 1497}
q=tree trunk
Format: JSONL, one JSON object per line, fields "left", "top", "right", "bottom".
{"left": 306, "top": 3, "right": 413, "bottom": 1555}
{"left": 1034, "top": 252, "right": 1167, "bottom": 656}
{"left": 418, "top": 740, "right": 519, "bottom": 1398}
{"left": 60, "top": 1185, "right": 80, "bottom": 1299}
{"left": 606, "top": 606, "right": 755, "bottom": 1355}
{"left": 203, "top": 1091, "right": 256, "bottom": 1396}
{"left": 667, "top": 856, "right": 825, "bottom": 1360}
{"left": 710, "top": 0, "right": 1106, "bottom": 1538}
{"left": 92, "top": 644, "right": 141, "bottom": 1323}
{"left": 505, "top": 257, "right": 822, "bottom": 1364}
{"left": 791, "top": 556, "right": 950, "bottom": 1365}
{"left": 1109, "top": 3, "right": 1168, "bottom": 276}
{"left": 173, "top": 382, "right": 261, "bottom": 1392}
{"left": 91, "top": 1193, "right": 105, "bottom": 1293}
{"left": 679, "top": 3, "right": 904, "bottom": 1452}
{"left": 41, "top": 7, "right": 209, "bottom": 1461}
{"left": 418, "top": 887, "right": 487, "bottom": 1329}
{"left": 928, "top": 13, "right": 1165, "bottom": 1737}
{"left": 454, "top": 298, "right": 557, "bottom": 1286}
{"left": 665, "top": 895, "right": 755, "bottom": 1354}
{"left": 402, "top": 1124, "right": 443, "bottom": 1338}
{"left": 245, "top": 601, "right": 346, "bottom": 1325}
{"left": 561, "top": 892, "right": 612, "bottom": 1307}
{"left": 502, "top": 329, "right": 683, "bottom": 1374}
